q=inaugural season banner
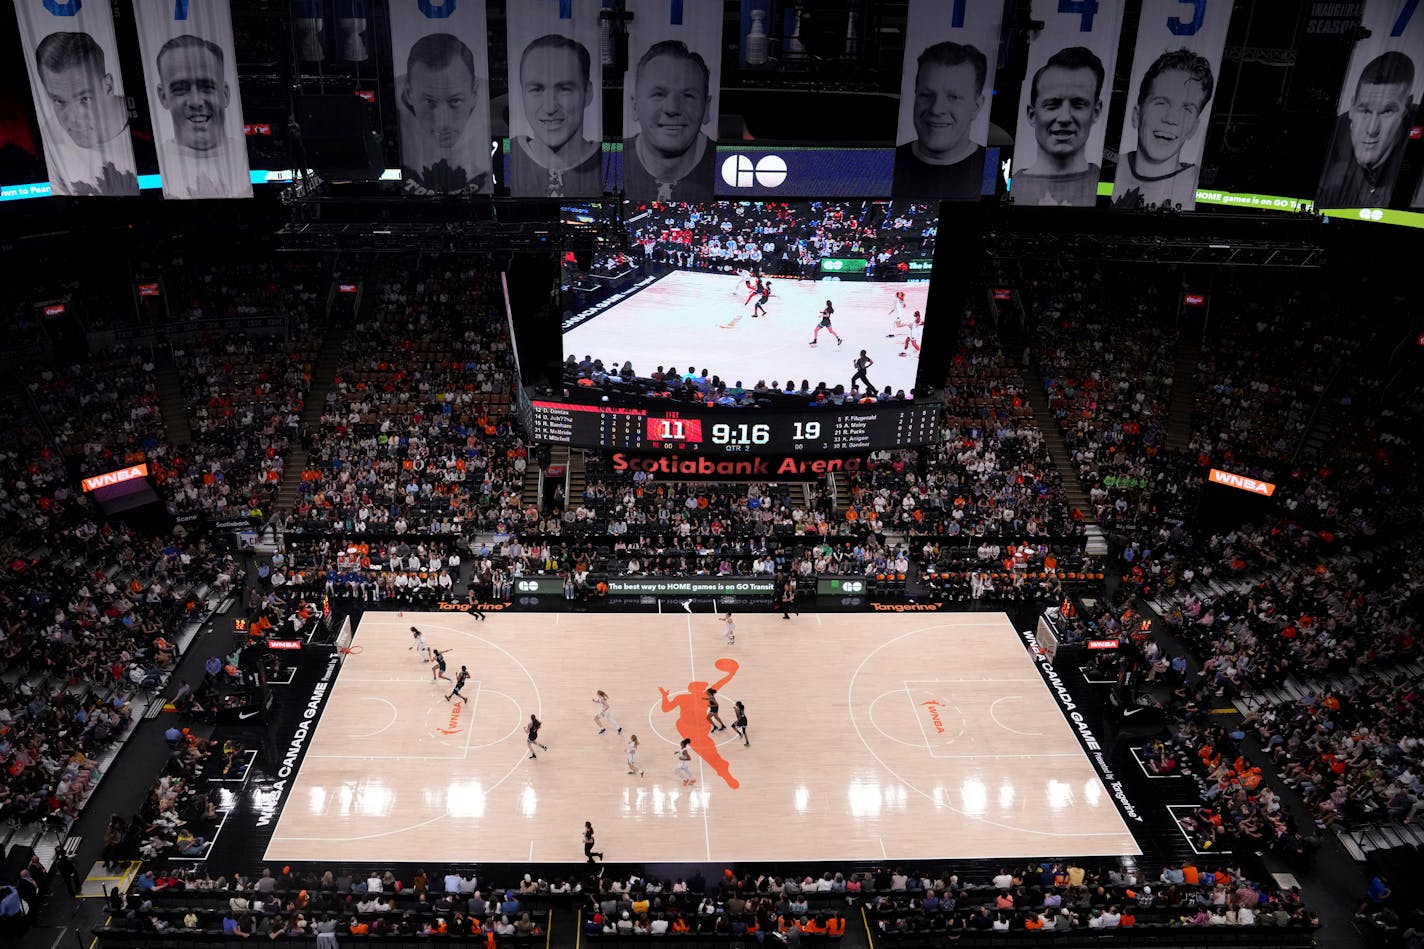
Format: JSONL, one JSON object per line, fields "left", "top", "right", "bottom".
{"left": 891, "top": 0, "right": 1005, "bottom": 200}
{"left": 1011, "top": 0, "right": 1126, "bottom": 206}
{"left": 13, "top": 0, "right": 139, "bottom": 196}
{"left": 131, "top": 0, "right": 251, "bottom": 199}
{"left": 1314, "top": 0, "right": 1424, "bottom": 209}
{"left": 505, "top": 0, "right": 605, "bottom": 196}
{"left": 621, "top": 0, "right": 723, "bottom": 201}
{"left": 1111, "top": 0, "right": 1233, "bottom": 210}
{"left": 388, "top": 0, "right": 492, "bottom": 194}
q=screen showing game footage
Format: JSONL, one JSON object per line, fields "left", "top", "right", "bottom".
{"left": 561, "top": 201, "right": 937, "bottom": 405}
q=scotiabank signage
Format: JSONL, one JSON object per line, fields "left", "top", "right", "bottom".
{"left": 993, "top": 288, "right": 1013, "bottom": 301}
{"left": 1207, "top": 467, "right": 1277, "bottom": 496}
{"left": 610, "top": 451, "right": 868, "bottom": 481}
{"left": 337, "top": 283, "right": 358, "bottom": 293}
{"left": 81, "top": 463, "right": 149, "bottom": 493}
{"left": 44, "top": 303, "right": 66, "bottom": 316}
{"left": 1183, "top": 293, "right": 1207, "bottom": 307}
{"left": 138, "top": 283, "right": 160, "bottom": 297}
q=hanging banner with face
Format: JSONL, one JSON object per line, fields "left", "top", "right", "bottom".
{"left": 621, "top": 0, "right": 723, "bottom": 201}
{"left": 13, "top": 0, "right": 140, "bottom": 196}
{"left": 131, "top": 0, "right": 252, "bottom": 199}
{"left": 1011, "top": 0, "right": 1126, "bottom": 206}
{"left": 1112, "top": 0, "right": 1234, "bottom": 210}
{"left": 388, "top": 0, "right": 492, "bottom": 195}
{"left": 506, "top": 0, "right": 605, "bottom": 196}
{"left": 1316, "top": 0, "right": 1424, "bottom": 209}
{"left": 891, "top": 0, "right": 1004, "bottom": 200}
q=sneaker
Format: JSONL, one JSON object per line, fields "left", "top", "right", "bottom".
{"left": 598, "top": 728, "right": 607, "bottom": 735}
{"left": 617, "top": 727, "right": 623, "bottom": 734}
{"left": 837, "top": 338, "right": 843, "bottom": 345}
{"left": 809, "top": 341, "right": 817, "bottom": 346}
{"left": 899, "top": 352, "right": 907, "bottom": 357}
{"left": 529, "top": 754, "right": 537, "bottom": 759}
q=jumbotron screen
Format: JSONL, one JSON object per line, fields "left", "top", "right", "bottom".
{"left": 561, "top": 201, "right": 936, "bottom": 404}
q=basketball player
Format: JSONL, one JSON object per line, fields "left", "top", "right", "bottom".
{"left": 810, "top": 301, "right": 842, "bottom": 346}
{"left": 592, "top": 690, "right": 623, "bottom": 735}
{"left": 675, "top": 738, "right": 695, "bottom": 786}
{"left": 409, "top": 626, "right": 431, "bottom": 661}
{"left": 582, "top": 821, "right": 603, "bottom": 863}
{"left": 742, "top": 274, "right": 763, "bottom": 307}
{"left": 731, "top": 701, "right": 749, "bottom": 747}
{"left": 705, "top": 687, "right": 727, "bottom": 732}
{"left": 625, "top": 735, "right": 644, "bottom": 776}
{"left": 752, "top": 282, "right": 772, "bottom": 318}
{"left": 899, "top": 311, "right": 924, "bottom": 356}
{"left": 431, "top": 648, "right": 452, "bottom": 682}
{"left": 888, "top": 290, "right": 908, "bottom": 326}
{"left": 720, "top": 611, "right": 736, "bottom": 646}
{"left": 525, "top": 714, "right": 547, "bottom": 759}
{"left": 446, "top": 665, "right": 471, "bottom": 703}
{"left": 781, "top": 575, "right": 799, "bottom": 619}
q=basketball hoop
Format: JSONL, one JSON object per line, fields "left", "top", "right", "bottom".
{"left": 339, "top": 645, "right": 363, "bottom": 656}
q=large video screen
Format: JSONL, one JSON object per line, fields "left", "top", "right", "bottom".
{"left": 562, "top": 201, "right": 936, "bottom": 403}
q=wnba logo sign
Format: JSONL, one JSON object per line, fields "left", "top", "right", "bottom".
{"left": 721, "top": 154, "right": 787, "bottom": 188}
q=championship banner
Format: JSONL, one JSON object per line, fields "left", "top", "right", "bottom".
{"left": 131, "top": 0, "right": 252, "bottom": 199}
{"left": 1111, "top": 0, "right": 1233, "bottom": 210}
{"left": 891, "top": 0, "right": 1005, "bottom": 200}
{"left": 506, "top": 0, "right": 605, "bottom": 196}
{"left": 1314, "top": 0, "right": 1424, "bottom": 209}
{"left": 13, "top": 0, "right": 139, "bottom": 196}
{"left": 388, "top": 0, "right": 492, "bottom": 194}
{"left": 621, "top": 0, "right": 723, "bottom": 200}
{"left": 1010, "top": 0, "right": 1126, "bottom": 206}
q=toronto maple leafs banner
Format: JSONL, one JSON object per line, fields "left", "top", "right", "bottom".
{"left": 13, "top": 0, "right": 140, "bottom": 196}
{"left": 1316, "top": 0, "right": 1424, "bottom": 210}
{"left": 1111, "top": 0, "right": 1233, "bottom": 211}
{"left": 388, "top": 0, "right": 493, "bottom": 194}
{"left": 1011, "top": 0, "right": 1126, "bottom": 206}
{"left": 506, "top": 0, "right": 606, "bottom": 196}
{"left": 891, "top": 0, "right": 1005, "bottom": 200}
{"left": 131, "top": 0, "right": 253, "bottom": 199}
{"left": 621, "top": 0, "right": 724, "bottom": 201}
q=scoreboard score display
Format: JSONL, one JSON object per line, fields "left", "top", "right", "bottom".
{"left": 528, "top": 399, "right": 940, "bottom": 455}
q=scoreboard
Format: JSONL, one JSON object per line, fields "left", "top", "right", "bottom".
{"left": 528, "top": 399, "right": 940, "bottom": 455}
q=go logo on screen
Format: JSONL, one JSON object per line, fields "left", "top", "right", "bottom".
{"left": 720, "top": 154, "right": 787, "bottom": 189}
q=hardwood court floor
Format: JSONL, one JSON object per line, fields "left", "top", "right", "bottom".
{"left": 263, "top": 611, "right": 1141, "bottom": 864}
{"left": 562, "top": 270, "right": 930, "bottom": 394}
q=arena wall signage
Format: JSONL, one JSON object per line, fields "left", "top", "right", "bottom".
{"left": 604, "top": 577, "right": 775, "bottom": 596}
{"left": 610, "top": 450, "right": 870, "bottom": 481}
{"left": 81, "top": 463, "right": 148, "bottom": 492}
{"left": 255, "top": 654, "right": 339, "bottom": 827}
{"left": 131, "top": 0, "right": 253, "bottom": 199}
{"left": 13, "top": 0, "right": 141, "bottom": 196}
{"left": 1207, "top": 467, "right": 1277, "bottom": 496}
{"left": 713, "top": 146, "right": 895, "bottom": 197}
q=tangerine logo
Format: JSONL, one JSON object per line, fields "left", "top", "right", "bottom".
{"left": 870, "top": 602, "right": 944, "bottom": 612}
{"left": 720, "top": 154, "right": 787, "bottom": 188}
{"left": 921, "top": 699, "right": 949, "bottom": 734}
{"left": 438, "top": 701, "right": 464, "bottom": 735}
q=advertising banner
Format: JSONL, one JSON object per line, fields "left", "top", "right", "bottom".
{"left": 621, "top": 0, "right": 724, "bottom": 200}
{"left": 1011, "top": 0, "right": 1126, "bottom": 206}
{"left": 506, "top": 0, "right": 605, "bottom": 196}
{"left": 13, "top": 0, "right": 140, "bottom": 195}
{"left": 891, "top": 0, "right": 1005, "bottom": 200}
{"left": 388, "top": 0, "right": 492, "bottom": 194}
{"left": 1111, "top": 0, "right": 1234, "bottom": 210}
{"left": 131, "top": 0, "right": 253, "bottom": 198}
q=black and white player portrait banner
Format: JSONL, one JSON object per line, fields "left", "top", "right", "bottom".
{"left": 13, "top": 0, "right": 139, "bottom": 196}
{"left": 506, "top": 0, "right": 604, "bottom": 197}
{"left": 892, "top": 0, "right": 1004, "bottom": 200}
{"left": 388, "top": 0, "right": 492, "bottom": 194}
{"left": 1011, "top": 0, "right": 1126, "bottom": 206}
{"left": 621, "top": 0, "right": 724, "bottom": 201}
{"left": 131, "top": 0, "right": 252, "bottom": 199}
{"left": 1315, "top": 0, "right": 1424, "bottom": 209}
{"left": 1112, "top": 0, "right": 1234, "bottom": 211}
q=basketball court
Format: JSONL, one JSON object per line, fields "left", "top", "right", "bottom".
{"left": 563, "top": 270, "right": 930, "bottom": 395}
{"left": 263, "top": 610, "right": 1141, "bottom": 864}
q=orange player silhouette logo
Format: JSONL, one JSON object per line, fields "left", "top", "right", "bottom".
{"left": 659, "top": 658, "right": 740, "bottom": 789}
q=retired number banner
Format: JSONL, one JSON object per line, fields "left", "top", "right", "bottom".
{"left": 621, "top": 0, "right": 723, "bottom": 201}
{"left": 506, "top": 0, "right": 605, "bottom": 196}
{"left": 891, "top": 0, "right": 1005, "bottom": 200}
{"left": 1112, "top": 0, "right": 1234, "bottom": 210}
{"left": 131, "top": 0, "right": 252, "bottom": 199}
{"left": 389, "top": 0, "right": 493, "bottom": 194}
{"left": 13, "top": 0, "right": 139, "bottom": 196}
{"left": 1313, "top": 0, "right": 1424, "bottom": 209}
{"left": 1011, "top": 0, "right": 1126, "bottom": 206}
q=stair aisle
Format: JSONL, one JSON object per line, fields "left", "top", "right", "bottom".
{"left": 275, "top": 326, "right": 349, "bottom": 513}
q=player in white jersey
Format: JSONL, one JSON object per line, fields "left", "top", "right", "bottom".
{"left": 625, "top": 734, "right": 644, "bottom": 776}
{"left": 675, "top": 738, "right": 695, "bottom": 786}
{"left": 720, "top": 611, "right": 736, "bottom": 645}
{"left": 592, "top": 690, "right": 623, "bottom": 735}
{"left": 897, "top": 309, "right": 924, "bottom": 356}
{"left": 887, "top": 290, "right": 909, "bottom": 326}
{"left": 409, "top": 626, "right": 431, "bottom": 661}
